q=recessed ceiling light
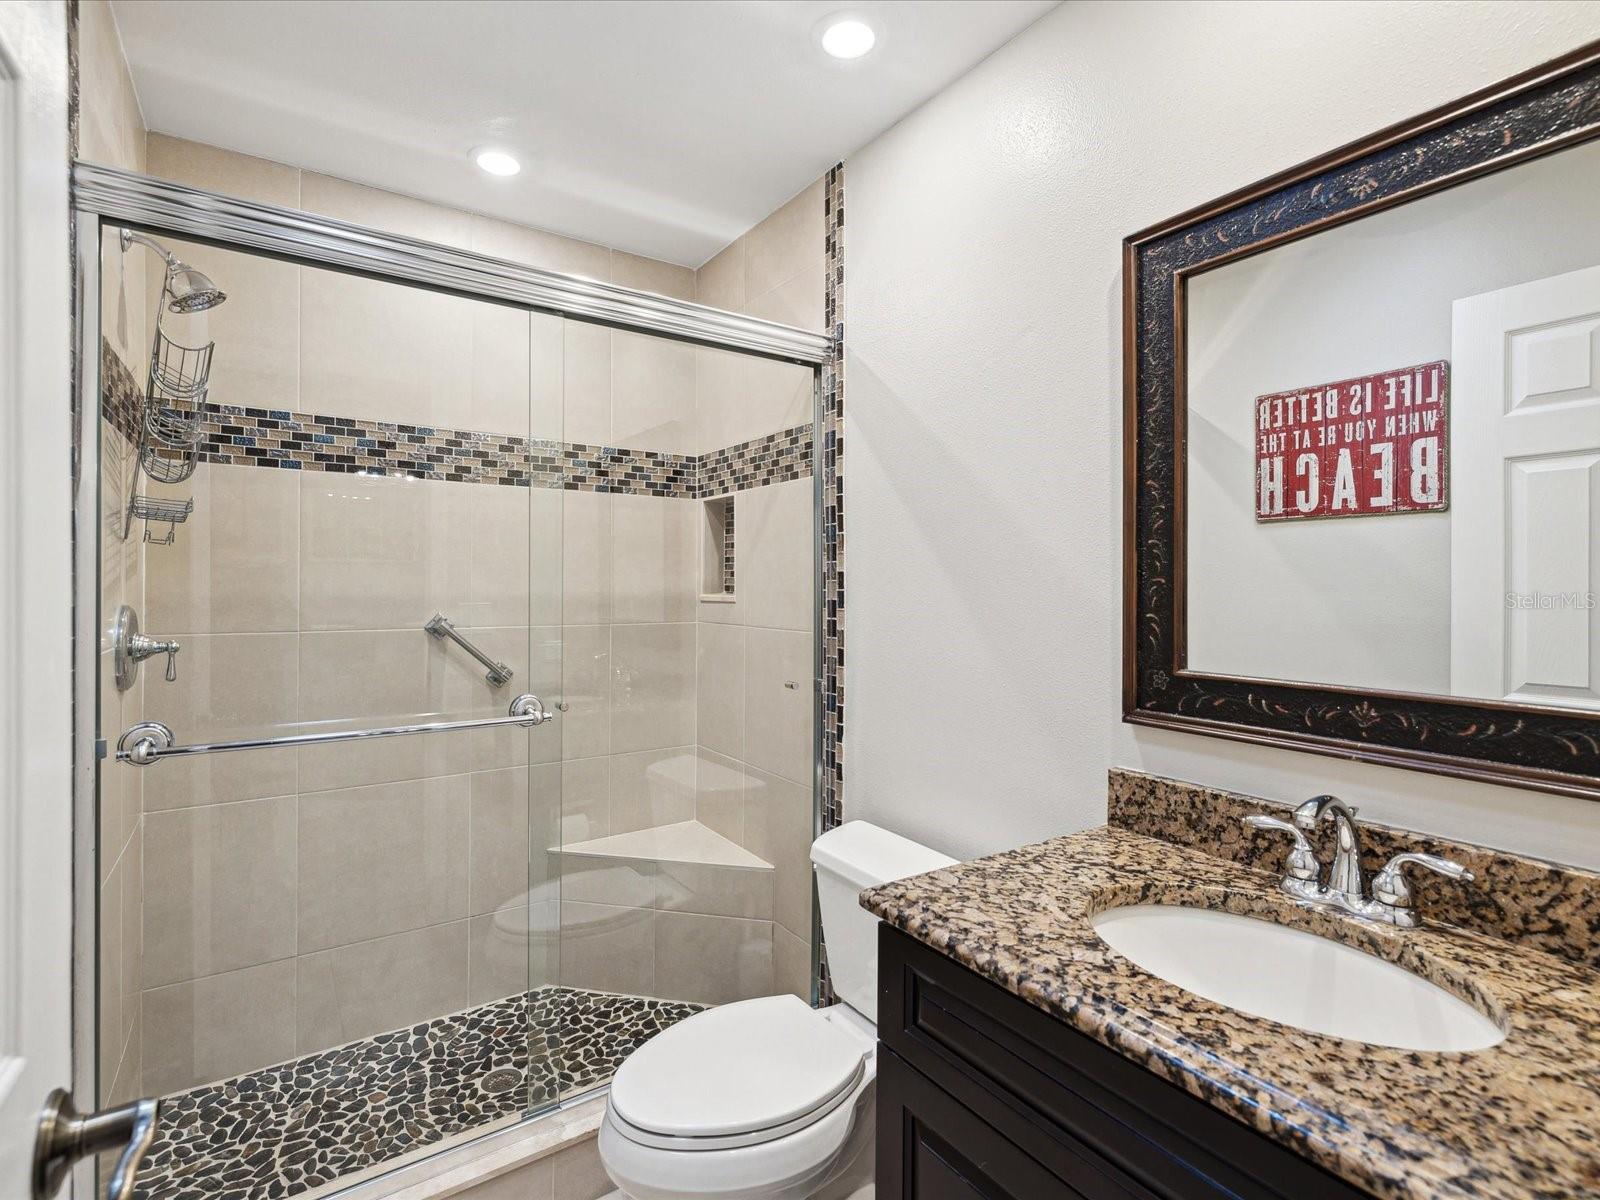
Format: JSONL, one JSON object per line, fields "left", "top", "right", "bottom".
{"left": 474, "top": 148, "right": 521, "bottom": 177}
{"left": 820, "top": 17, "right": 876, "bottom": 60}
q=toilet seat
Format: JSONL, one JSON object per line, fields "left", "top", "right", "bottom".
{"left": 608, "top": 995, "right": 869, "bottom": 1152}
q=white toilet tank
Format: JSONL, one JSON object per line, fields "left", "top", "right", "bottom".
{"left": 810, "top": 822, "right": 957, "bottom": 1019}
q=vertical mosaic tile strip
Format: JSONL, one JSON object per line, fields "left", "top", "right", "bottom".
{"left": 723, "top": 498, "right": 737, "bottom": 594}
{"left": 817, "top": 161, "right": 846, "bottom": 1006}
{"left": 821, "top": 161, "right": 845, "bottom": 837}
{"left": 133, "top": 987, "right": 703, "bottom": 1200}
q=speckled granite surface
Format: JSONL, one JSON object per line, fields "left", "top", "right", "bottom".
{"left": 860, "top": 825, "right": 1600, "bottom": 1200}
{"left": 1109, "top": 769, "right": 1600, "bottom": 969}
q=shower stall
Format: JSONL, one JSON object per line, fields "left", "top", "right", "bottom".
{"left": 74, "top": 163, "right": 829, "bottom": 1199}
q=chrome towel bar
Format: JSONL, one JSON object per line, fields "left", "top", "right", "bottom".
{"left": 115, "top": 693, "right": 554, "bottom": 767}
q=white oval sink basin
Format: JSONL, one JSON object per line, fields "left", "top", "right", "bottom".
{"left": 1091, "top": 905, "right": 1505, "bottom": 1052}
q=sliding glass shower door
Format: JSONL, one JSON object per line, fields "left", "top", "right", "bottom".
{"left": 93, "top": 222, "right": 564, "bottom": 1193}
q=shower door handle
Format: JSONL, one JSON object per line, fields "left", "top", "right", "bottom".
{"left": 33, "top": 1088, "right": 158, "bottom": 1200}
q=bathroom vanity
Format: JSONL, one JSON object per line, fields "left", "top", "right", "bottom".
{"left": 874, "top": 926, "right": 1369, "bottom": 1199}
{"left": 861, "top": 778, "right": 1600, "bottom": 1200}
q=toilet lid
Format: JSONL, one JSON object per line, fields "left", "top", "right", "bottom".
{"left": 609, "top": 995, "right": 867, "bottom": 1141}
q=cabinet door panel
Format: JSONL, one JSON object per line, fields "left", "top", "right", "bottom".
{"left": 879, "top": 1048, "right": 1154, "bottom": 1200}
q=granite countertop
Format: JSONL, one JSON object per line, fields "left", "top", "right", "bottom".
{"left": 859, "top": 825, "right": 1600, "bottom": 1200}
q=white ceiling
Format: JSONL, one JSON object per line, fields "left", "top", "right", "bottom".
{"left": 110, "top": 0, "right": 1057, "bottom": 266}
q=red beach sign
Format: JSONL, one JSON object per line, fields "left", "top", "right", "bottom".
{"left": 1254, "top": 361, "right": 1448, "bottom": 522}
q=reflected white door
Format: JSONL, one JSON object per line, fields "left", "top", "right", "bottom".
{"left": 1451, "top": 263, "right": 1600, "bottom": 707}
{"left": 0, "top": 0, "right": 74, "bottom": 1196}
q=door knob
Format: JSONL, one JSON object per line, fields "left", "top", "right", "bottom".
{"left": 33, "top": 1088, "right": 158, "bottom": 1200}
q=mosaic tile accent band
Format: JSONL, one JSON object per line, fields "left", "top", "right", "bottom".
{"left": 1108, "top": 767, "right": 1600, "bottom": 969}
{"left": 100, "top": 340, "right": 811, "bottom": 500}
{"left": 133, "top": 987, "right": 702, "bottom": 1200}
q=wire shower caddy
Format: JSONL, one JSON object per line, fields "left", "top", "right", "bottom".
{"left": 124, "top": 265, "right": 218, "bottom": 542}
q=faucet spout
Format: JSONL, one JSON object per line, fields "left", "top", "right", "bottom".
{"left": 1293, "top": 794, "right": 1365, "bottom": 902}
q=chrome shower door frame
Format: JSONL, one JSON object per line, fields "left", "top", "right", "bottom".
{"left": 70, "top": 164, "right": 833, "bottom": 1187}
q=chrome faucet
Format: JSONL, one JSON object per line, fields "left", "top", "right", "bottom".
{"left": 1242, "top": 795, "right": 1474, "bottom": 928}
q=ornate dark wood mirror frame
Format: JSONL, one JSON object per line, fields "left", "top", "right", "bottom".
{"left": 1123, "top": 43, "right": 1600, "bottom": 802}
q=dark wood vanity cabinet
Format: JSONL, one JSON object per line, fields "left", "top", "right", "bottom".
{"left": 875, "top": 927, "right": 1372, "bottom": 1200}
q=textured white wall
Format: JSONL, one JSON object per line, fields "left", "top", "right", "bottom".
{"left": 845, "top": 0, "right": 1600, "bottom": 867}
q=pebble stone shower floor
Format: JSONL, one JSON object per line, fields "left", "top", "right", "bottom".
{"left": 132, "top": 987, "right": 703, "bottom": 1200}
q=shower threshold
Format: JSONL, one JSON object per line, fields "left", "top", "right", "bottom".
{"left": 132, "top": 986, "right": 703, "bottom": 1200}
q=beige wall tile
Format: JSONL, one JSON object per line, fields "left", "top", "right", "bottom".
{"left": 654, "top": 912, "right": 772, "bottom": 1006}
{"left": 151, "top": 239, "right": 300, "bottom": 414}
{"left": 744, "top": 767, "right": 813, "bottom": 939}
{"left": 559, "top": 626, "right": 611, "bottom": 761}
{"left": 469, "top": 908, "right": 544, "bottom": 1005}
{"left": 738, "top": 479, "right": 814, "bottom": 632}
{"left": 693, "top": 346, "right": 745, "bottom": 454}
{"left": 695, "top": 242, "right": 744, "bottom": 312}
{"left": 610, "top": 624, "right": 695, "bottom": 753}
{"left": 656, "top": 861, "right": 772, "bottom": 921}
{"left": 470, "top": 767, "right": 532, "bottom": 915}
{"left": 560, "top": 758, "right": 610, "bottom": 843}
{"left": 608, "top": 747, "right": 696, "bottom": 834}
{"left": 612, "top": 252, "right": 695, "bottom": 301}
{"left": 138, "top": 631, "right": 298, "bottom": 743}
{"left": 694, "top": 748, "right": 745, "bottom": 844}
{"left": 744, "top": 627, "right": 814, "bottom": 787}
{"left": 744, "top": 354, "right": 815, "bottom": 438}
{"left": 744, "top": 179, "right": 825, "bottom": 302}
{"left": 98, "top": 855, "right": 123, "bottom": 1095}
{"left": 300, "top": 473, "right": 539, "bottom": 638}
{"left": 144, "top": 745, "right": 299, "bottom": 813}
{"left": 295, "top": 921, "right": 469, "bottom": 1052}
{"left": 696, "top": 623, "right": 746, "bottom": 761}
{"left": 145, "top": 464, "right": 300, "bottom": 634}
{"left": 773, "top": 924, "right": 811, "bottom": 1002}
{"left": 146, "top": 134, "right": 301, "bottom": 207}
{"left": 100, "top": 233, "right": 148, "bottom": 370}
{"left": 611, "top": 331, "right": 695, "bottom": 454}
{"left": 299, "top": 266, "right": 475, "bottom": 430}
{"left": 471, "top": 217, "right": 612, "bottom": 282}
{"left": 77, "top": 0, "right": 146, "bottom": 174}
{"left": 529, "top": 487, "right": 564, "bottom": 628}
{"left": 121, "top": 821, "right": 143, "bottom": 1041}
{"left": 471, "top": 300, "right": 534, "bottom": 437}
{"left": 530, "top": 314, "right": 564, "bottom": 442}
{"left": 611, "top": 496, "right": 697, "bottom": 623}
{"left": 297, "top": 775, "right": 469, "bottom": 951}
{"left": 142, "top": 960, "right": 296, "bottom": 1095}
{"left": 562, "top": 491, "right": 611, "bottom": 626}
{"left": 106, "top": 993, "right": 144, "bottom": 1107}
{"left": 301, "top": 173, "right": 474, "bottom": 250}
{"left": 559, "top": 854, "right": 656, "bottom": 909}
{"left": 744, "top": 263, "right": 826, "bottom": 333}
{"left": 552, "top": 1136, "right": 612, "bottom": 1200}
{"left": 143, "top": 797, "right": 297, "bottom": 987}
{"left": 559, "top": 902, "right": 654, "bottom": 995}
{"left": 561, "top": 321, "right": 611, "bottom": 446}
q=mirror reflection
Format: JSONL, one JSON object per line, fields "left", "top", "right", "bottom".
{"left": 1185, "top": 138, "right": 1600, "bottom": 708}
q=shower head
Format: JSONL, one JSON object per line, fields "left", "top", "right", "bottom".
{"left": 119, "top": 228, "right": 228, "bottom": 313}
{"left": 165, "top": 265, "right": 227, "bottom": 313}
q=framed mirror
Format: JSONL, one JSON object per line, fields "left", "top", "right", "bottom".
{"left": 1123, "top": 42, "right": 1600, "bottom": 801}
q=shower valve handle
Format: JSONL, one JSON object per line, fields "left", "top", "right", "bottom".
{"left": 128, "top": 633, "right": 181, "bottom": 682}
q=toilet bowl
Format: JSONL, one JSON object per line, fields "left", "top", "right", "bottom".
{"left": 599, "top": 822, "right": 956, "bottom": 1200}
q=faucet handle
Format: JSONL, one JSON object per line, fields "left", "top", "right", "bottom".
{"left": 1371, "top": 852, "right": 1475, "bottom": 909}
{"left": 1241, "top": 815, "right": 1319, "bottom": 882}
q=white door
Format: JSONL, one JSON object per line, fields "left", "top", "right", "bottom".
{"left": 1451, "top": 263, "right": 1600, "bottom": 707}
{"left": 0, "top": 1, "right": 75, "bottom": 1196}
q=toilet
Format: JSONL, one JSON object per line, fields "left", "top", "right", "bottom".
{"left": 598, "top": 821, "right": 957, "bottom": 1200}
